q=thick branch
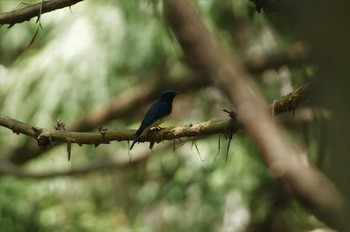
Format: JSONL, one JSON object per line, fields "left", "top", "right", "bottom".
{"left": 164, "top": 0, "right": 347, "bottom": 230}
{"left": 0, "top": 0, "right": 84, "bottom": 27}
{"left": 5, "top": 76, "right": 208, "bottom": 164}
{"left": 0, "top": 82, "right": 310, "bottom": 148}
{"left": 0, "top": 114, "right": 240, "bottom": 148}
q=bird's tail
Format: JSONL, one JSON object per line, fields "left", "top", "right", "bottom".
{"left": 129, "top": 128, "right": 143, "bottom": 150}
{"left": 129, "top": 136, "right": 139, "bottom": 150}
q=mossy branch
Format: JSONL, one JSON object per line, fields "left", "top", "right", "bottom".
{"left": 0, "top": 114, "right": 241, "bottom": 149}
{"left": 0, "top": 82, "right": 311, "bottom": 149}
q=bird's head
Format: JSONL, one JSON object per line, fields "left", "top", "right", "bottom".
{"left": 159, "top": 90, "right": 179, "bottom": 102}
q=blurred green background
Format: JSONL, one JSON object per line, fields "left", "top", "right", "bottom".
{"left": 0, "top": 1, "right": 329, "bottom": 231}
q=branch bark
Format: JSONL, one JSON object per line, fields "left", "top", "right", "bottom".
{"left": 0, "top": 114, "right": 241, "bottom": 148}
{"left": 163, "top": 0, "right": 347, "bottom": 230}
{"left": 0, "top": 86, "right": 313, "bottom": 180}
{"left": 0, "top": 82, "right": 310, "bottom": 150}
{"left": 4, "top": 76, "right": 208, "bottom": 164}
{"left": 0, "top": 0, "right": 84, "bottom": 27}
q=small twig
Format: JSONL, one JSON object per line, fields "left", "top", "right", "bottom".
{"left": 66, "top": 138, "right": 72, "bottom": 161}
{"left": 0, "top": 82, "right": 312, "bottom": 153}
{"left": 222, "top": 109, "right": 236, "bottom": 161}
{"left": 55, "top": 120, "right": 66, "bottom": 131}
{"left": 213, "top": 135, "right": 221, "bottom": 164}
{"left": 193, "top": 141, "right": 205, "bottom": 161}
{"left": 225, "top": 135, "right": 232, "bottom": 161}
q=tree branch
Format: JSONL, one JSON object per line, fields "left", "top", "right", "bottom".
{"left": 0, "top": 114, "right": 241, "bottom": 148}
{"left": 5, "top": 76, "right": 208, "bottom": 165}
{"left": 271, "top": 81, "right": 312, "bottom": 115}
{"left": 0, "top": 150, "right": 150, "bottom": 179}
{"left": 0, "top": 82, "right": 310, "bottom": 149}
{"left": 163, "top": 0, "right": 347, "bottom": 230}
{"left": 0, "top": 0, "right": 84, "bottom": 27}
{"left": 245, "top": 42, "right": 309, "bottom": 74}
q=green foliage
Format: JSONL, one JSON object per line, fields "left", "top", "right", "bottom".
{"left": 0, "top": 178, "right": 45, "bottom": 232}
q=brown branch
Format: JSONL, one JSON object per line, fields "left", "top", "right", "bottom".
{"left": 0, "top": 136, "right": 205, "bottom": 179}
{"left": 0, "top": 150, "right": 150, "bottom": 179}
{"left": 271, "top": 81, "right": 312, "bottom": 115}
{"left": 245, "top": 42, "right": 310, "bottom": 74}
{"left": 0, "top": 82, "right": 310, "bottom": 149}
{"left": 0, "top": 109, "right": 318, "bottom": 180}
{"left": 0, "top": 0, "right": 84, "bottom": 27}
{"left": 163, "top": 0, "right": 347, "bottom": 230}
{"left": 3, "top": 47, "right": 310, "bottom": 165}
{"left": 0, "top": 114, "right": 241, "bottom": 147}
{"left": 70, "top": 76, "right": 206, "bottom": 132}
{"left": 5, "top": 76, "right": 208, "bottom": 165}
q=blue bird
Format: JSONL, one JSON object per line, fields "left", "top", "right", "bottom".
{"left": 130, "top": 90, "right": 179, "bottom": 150}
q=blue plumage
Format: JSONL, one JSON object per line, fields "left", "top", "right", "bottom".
{"left": 130, "top": 90, "right": 179, "bottom": 150}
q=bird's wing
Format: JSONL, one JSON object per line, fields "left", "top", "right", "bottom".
{"left": 130, "top": 100, "right": 172, "bottom": 150}
{"left": 140, "top": 100, "right": 171, "bottom": 130}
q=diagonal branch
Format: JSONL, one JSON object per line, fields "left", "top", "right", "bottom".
{"left": 0, "top": 0, "right": 84, "bottom": 27}
{"left": 163, "top": 0, "right": 347, "bottom": 230}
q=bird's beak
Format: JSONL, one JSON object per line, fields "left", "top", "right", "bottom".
{"left": 176, "top": 92, "right": 180, "bottom": 95}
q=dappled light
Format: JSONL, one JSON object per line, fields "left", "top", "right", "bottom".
{"left": 1, "top": 1, "right": 350, "bottom": 231}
